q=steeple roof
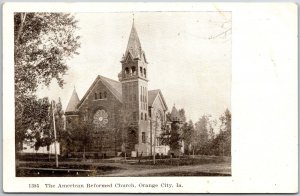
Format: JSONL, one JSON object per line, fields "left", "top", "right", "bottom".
{"left": 170, "top": 105, "right": 181, "bottom": 122}
{"left": 65, "top": 88, "right": 80, "bottom": 113}
{"left": 124, "top": 22, "right": 143, "bottom": 60}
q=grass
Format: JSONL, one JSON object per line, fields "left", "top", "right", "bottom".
{"left": 132, "top": 156, "right": 230, "bottom": 166}
{"left": 16, "top": 155, "right": 231, "bottom": 177}
{"left": 16, "top": 163, "right": 122, "bottom": 177}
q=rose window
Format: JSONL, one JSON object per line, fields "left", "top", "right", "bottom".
{"left": 93, "top": 109, "right": 108, "bottom": 127}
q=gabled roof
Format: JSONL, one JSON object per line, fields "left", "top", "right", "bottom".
{"left": 76, "top": 75, "right": 122, "bottom": 110}
{"left": 99, "top": 75, "right": 122, "bottom": 102}
{"left": 148, "top": 89, "right": 168, "bottom": 111}
{"left": 65, "top": 88, "right": 80, "bottom": 113}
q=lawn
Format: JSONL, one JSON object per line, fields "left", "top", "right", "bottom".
{"left": 16, "top": 155, "right": 231, "bottom": 177}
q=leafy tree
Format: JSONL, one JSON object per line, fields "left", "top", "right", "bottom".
{"left": 181, "top": 120, "right": 195, "bottom": 154}
{"left": 119, "top": 110, "right": 138, "bottom": 158}
{"left": 170, "top": 122, "right": 182, "bottom": 152}
{"left": 210, "top": 109, "right": 231, "bottom": 156}
{"left": 14, "top": 13, "right": 80, "bottom": 149}
{"left": 161, "top": 121, "right": 182, "bottom": 155}
{"left": 17, "top": 97, "right": 64, "bottom": 154}
{"left": 66, "top": 119, "right": 93, "bottom": 160}
{"left": 208, "top": 118, "right": 216, "bottom": 141}
{"left": 178, "top": 108, "right": 186, "bottom": 122}
{"left": 14, "top": 13, "right": 80, "bottom": 97}
{"left": 16, "top": 97, "right": 51, "bottom": 151}
{"left": 194, "top": 115, "right": 210, "bottom": 154}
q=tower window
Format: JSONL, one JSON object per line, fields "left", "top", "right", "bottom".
{"left": 95, "top": 93, "right": 97, "bottom": 100}
{"left": 145, "top": 113, "right": 147, "bottom": 120}
{"left": 141, "top": 112, "right": 143, "bottom": 120}
{"left": 144, "top": 68, "right": 146, "bottom": 77}
{"left": 131, "top": 66, "right": 136, "bottom": 75}
{"left": 99, "top": 92, "right": 102, "bottom": 99}
{"left": 140, "top": 67, "right": 143, "bottom": 76}
{"left": 104, "top": 91, "right": 107, "bottom": 98}
{"left": 142, "top": 87, "right": 144, "bottom": 102}
{"left": 125, "top": 67, "right": 129, "bottom": 76}
{"left": 142, "top": 132, "right": 146, "bottom": 143}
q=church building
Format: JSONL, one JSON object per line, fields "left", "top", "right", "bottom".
{"left": 65, "top": 21, "right": 177, "bottom": 157}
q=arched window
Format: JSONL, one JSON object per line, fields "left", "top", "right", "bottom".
{"left": 104, "top": 91, "right": 107, "bottom": 98}
{"left": 145, "top": 113, "right": 147, "bottom": 120}
{"left": 144, "top": 68, "right": 146, "bottom": 77}
{"left": 140, "top": 67, "right": 143, "bottom": 76}
{"left": 95, "top": 93, "right": 97, "bottom": 100}
{"left": 125, "top": 67, "right": 129, "bottom": 76}
{"left": 141, "top": 113, "right": 143, "bottom": 120}
{"left": 99, "top": 92, "right": 102, "bottom": 99}
{"left": 142, "top": 87, "right": 144, "bottom": 102}
{"left": 141, "top": 86, "right": 143, "bottom": 102}
{"left": 131, "top": 66, "right": 136, "bottom": 75}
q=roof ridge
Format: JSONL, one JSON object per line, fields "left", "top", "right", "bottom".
{"left": 98, "top": 75, "right": 120, "bottom": 83}
{"left": 98, "top": 75, "right": 122, "bottom": 103}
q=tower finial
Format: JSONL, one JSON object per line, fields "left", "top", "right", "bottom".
{"left": 132, "top": 13, "right": 135, "bottom": 23}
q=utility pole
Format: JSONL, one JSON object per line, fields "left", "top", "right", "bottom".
{"left": 150, "top": 116, "right": 152, "bottom": 157}
{"left": 52, "top": 100, "right": 59, "bottom": 168}
{"left": 153, "top": 115, "right": 158, "bottom": 165}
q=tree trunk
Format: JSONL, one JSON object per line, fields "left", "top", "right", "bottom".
{"left": 16, "top": 13, "right": 27, "bottom": 44}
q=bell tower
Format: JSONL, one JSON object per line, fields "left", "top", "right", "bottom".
{"left": 120, "top": 21, "right": 149, "bottom": 152}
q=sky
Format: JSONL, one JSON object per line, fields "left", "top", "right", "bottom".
{"left": 36, "top": 12, "right": 231, "bottom": 123}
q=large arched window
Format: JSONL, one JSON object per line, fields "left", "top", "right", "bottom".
{"left": 99, "top": 92, "right": 102, "bottom": 99}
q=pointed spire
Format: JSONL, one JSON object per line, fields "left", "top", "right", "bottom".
{"left": 132, "top": 13, "right": 135, "bottom": 23}
{"left": 125, "top": 19, "right": 142, "bottom": 59}
{"left": 65, "top": 87, "right": 80, "bottom": 113}
{"left": 170, "top": 104, "right": 181, "bottom": 122}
